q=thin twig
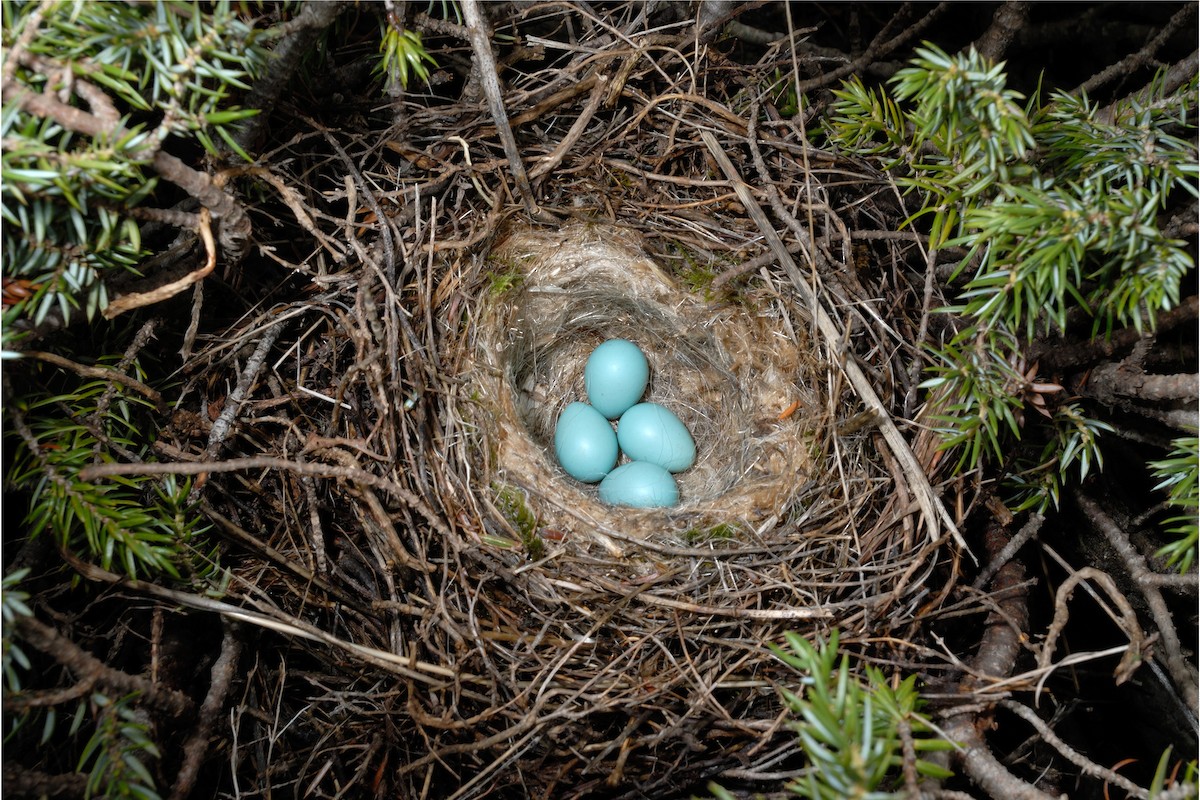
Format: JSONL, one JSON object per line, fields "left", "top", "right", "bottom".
{"left": 702, "top": 129, "right": 967, "bottom": 555}
{"left": 19, "top": 350, "right": 164, "bottom": 408}
{"left": 78, "top": 454, "right": 453, "bottom": 540}
{"left": 203, "top": 320, "right": 283, "bottom": 460}
{"left": 1075, "top": 492, "right": 1199, "bottom": 714}
{"left": 1000, "top": 699, "right": 1149, "bottom": 799}
{"left": 528, "top": 73, "right": 609, "bottom": 181}
{"left": 15, "top": 616, "right": 193, "bottom": 718}
{"left": 972, "top": 513, "right": 1044, "bottom": 590}
{"left": 63, "top": 553, "right": 486, "bottom": 687}
{"left": 170, "top": 621, "right": 242, "bottom": 800}
{"left": 461, "top": 0, "right": 545, "bottom": 220}
{"left": 1035, "top": 566, "right": 1147, "bottom": 697}
{"left": 1078, "top": 3, "right": 1198, "bottom": 96}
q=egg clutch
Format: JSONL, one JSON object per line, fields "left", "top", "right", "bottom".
{"left": 553, "top": 339, "right": 696, "bottom": 508}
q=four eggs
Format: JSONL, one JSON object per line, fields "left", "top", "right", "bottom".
{"left": 553, "top": 339, "right": 696, "bottom": 508}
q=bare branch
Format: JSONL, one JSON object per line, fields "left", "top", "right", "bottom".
{"left": 971, "top": 1, "right": 1031, "bottom": 62}
{"left": 460, "top": 0, "right": 546, "bottom": 221}
{"left": 1075, "top": 492, "right": 1199, "bottom": 715}
{"left": 15, "top": 616, "right": 193, "bottom": 718}
{"left": 169, "top": 621, "right": 242, "bottom": 800}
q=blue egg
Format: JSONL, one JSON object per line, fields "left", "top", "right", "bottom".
{"left": 585, "top": 339, "right": 649, "bottom": 420}
{"left": 617, "top": 402, "right": 696, "bottom": 473}
{"left": 598, "top": 461, "right": 679, "bottom": 508}
{"left": 554, "top": 402, "right": 618, "bottom": 482}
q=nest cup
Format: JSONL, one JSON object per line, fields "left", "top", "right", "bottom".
{"left": 472, "top": 221, "right": 823, "bottom": 544}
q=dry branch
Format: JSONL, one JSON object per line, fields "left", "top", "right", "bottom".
{"left": 461, "top": 0, "right": 543, "bottom": 220}
{"left": 15, "top": 616, "right": 194, "bottom": 718}
{"left": 939, "top": 523, "right": 1056, "bottom": 800}
{"left": 169, "top": 621, "right": 242, "bottom": 800}
{"left": 1075, "top": 493, "right": 1199, "bottom": 715}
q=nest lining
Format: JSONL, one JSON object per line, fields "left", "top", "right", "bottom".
{"left": 472, "top": 221, "right": 827, "bottom": 544}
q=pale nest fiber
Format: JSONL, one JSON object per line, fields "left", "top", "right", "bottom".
{"left": 471, "top": 221, "right": 828, "bottom": 546}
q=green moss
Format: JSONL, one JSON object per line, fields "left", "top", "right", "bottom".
{"left": 683, "top": 523, "right": 740, "bottom": 545}
{"left": 680, "top": 262, "right": 719, "bottom": 296}
{"left": 494, "top": 483, "right": 545, "bottom": 560}
{"left": 485, "top": 260, "right": 524, "bottom": 296}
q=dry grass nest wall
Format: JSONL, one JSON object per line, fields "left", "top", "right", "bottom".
{"left": 183, "top": 207, "right": 954, "bottom": 798}
{"left": 171, "top": 19, "right": 958, "bottom": 796}
{"left": 189, "top": 210, "right": 950, "bottom": 798}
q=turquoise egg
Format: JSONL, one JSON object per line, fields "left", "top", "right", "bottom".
{"left": 585, "top": 339, "right": 649, "bottom": 420}
{"left": 598, "top": 461, "right": 679, "bottom": 508}
{"left": 617, "top": 402, "right": 696, "bottom": 473}
{"left": 554, "top": 402, "right": 618, "bottom": 482}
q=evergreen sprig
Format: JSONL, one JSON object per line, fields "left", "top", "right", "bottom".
{"left": 79, "top": 692, "right": 163, "bottom": 800}
{"left": 824, "top": 43, "right": 1198, "bottom": 513}
{"left": 1150, "top": 436, "right": 1199, "bottom": 574}
{"left": 710, "top": 631, "right": 953, "bottom": 800}
{"left": 1, "top": 568, "right": 33, "bottom": 694}
{"left": 378, "top": 22, "right": 436, "bottom": 92}
{"left": 1, "top": 0, "right": 265, "bottom": 341}
{"left": 7, "top": 373, "right": 203, "bottom": 580}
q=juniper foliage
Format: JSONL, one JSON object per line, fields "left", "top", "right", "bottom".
{"left": 824, "top": 43, "right": 1198, "bottom": 522}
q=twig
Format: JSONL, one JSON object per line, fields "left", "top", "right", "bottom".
{"left": 15, "top": 616, "right": 193, "bottom": 718}
{"left": 711, "top": 241, "right": 803, "bottom": 288}
{"left": 972, "top": 514, "right": 1044, "bottom": 590}
{"left": 1154, "top": 781, "right": 1200, "bottom": 800}
{"left": 1000, "top": 699, "right": 1149, "bottom": 799}
{"left": 318, "top": 447, "right": 437, "bottom": 573}
{"left": 1084, "top": 360, "right": 1199, "bottom": 403}
{"left": 937, "top": 523, "right": 1058, "bottom": 800}
{"left": 1, "top": 763, "right": 88, "bottom": 798}
{"left": 589, "top": 576, "right": 831, "bottom": 620}
{"left": 18, "top": 350, "right": 164, "bottom": 408}
{"left": 169, "top": 620, "right": 242, "bottom": 800}
{"left": 0, "top": 0, "right": 54, "bottom": 88}
{"left": 77, "top": 454, "right": 453, "bottom": 541}
{"left": 203, "top": 320, "right": 283, "bottom": 460}
{"left": 1036, "top": 566, "right": 1148, "bottom": 696}
{"left": 104, "top": 207, "right": 217, "bottom": 319}
{"left": 235, "top": 0, "right": 345, "bottom": 154}
{"left": 1098, "top": 50, "right": 1200, "bottom": 124}
{"left": 1078, "top": 3, "right": 1198, "bottom": 96}
{"left": 746, "top": 96, "right": 822, "bottom": 271}
{"left": 790, "top": 3, "right": 951, "bottom": 94}
{"left": 701, "top": 129, "right": 967, "bottom": 555}
{"left": 180, "top": 282, "right": 204, "bottom": 360}
{"left": 970, "top": 1, "right": 1030, "bottom": 61}
{"left": 201, "top": 502, "right": 365, "bottom": 609}
{"left": 64, "top": 553, "right": 486, "bottom": 687}
{"left": 904, "top": 246, "right": 939, "bottom": 419}
{"left": 528, "top": 74, "right": 609, "bottom": 181}
{"left": 299, "top": 474, "right": 329, "bottom": 574}
{"left": 152, "top": 149, "right": 252, "bottom": 262}
{"left": 1075, "top": 492, "right": 1199, "bottom": 714}
{"left": 1033, "top": 296, "right": 1198, "bottom": 371}
{"left": 460, "top": 0, "right": 545, "bottom": 220}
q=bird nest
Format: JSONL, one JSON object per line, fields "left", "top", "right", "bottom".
{"left": 410, "top": 218, "right": 947, "bottom": 797}
{"left": 473, "top": 221, "right": 819, "bottom": 544}
{"left": 184, "top": 211, "right": 951, "bottom": 797}
{"left": 177, "top": 25, "right": 958, "bottom": 798}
